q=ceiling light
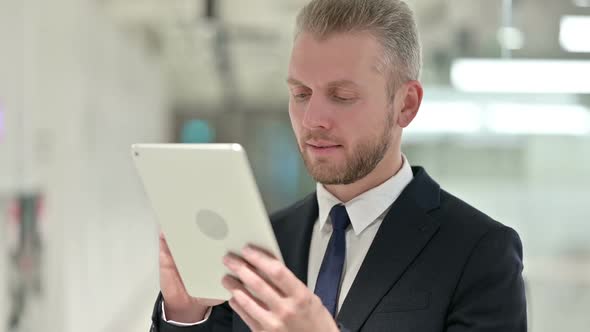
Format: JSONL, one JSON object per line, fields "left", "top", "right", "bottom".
{"left": 486, "top": 103, "right": 590, "bottom": 135}
{"left": 407, "top": 98, "right": 590, "bottom": 136}
{"left": 451, "top": 59, "right": 590, "bottom": 94}
{"left": 560, "top": 16, "right": 590, "bottom": 53}
{"left": 409, "top": 101, "right": 482, "bottom": 134}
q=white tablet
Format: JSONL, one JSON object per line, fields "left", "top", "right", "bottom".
{"left": 131, "top": 143, "right": 283, "bottom": 300}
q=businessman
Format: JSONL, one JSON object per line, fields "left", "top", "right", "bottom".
{"left": 150, "top": 0, "right": 527, "bottom": 331}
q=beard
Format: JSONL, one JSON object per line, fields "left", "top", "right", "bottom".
{"left": 299, "top": 111, "right": 394, "bottom": 185}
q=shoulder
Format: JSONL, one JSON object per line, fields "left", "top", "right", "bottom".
{"left": 437, "top": 192, "right": 526, "bottom": 330}
{"left": 437, "top": 189, "right": 505, "bottom": 231}
{"left": 434, "top": 189, "right": 522, "bottom": 254}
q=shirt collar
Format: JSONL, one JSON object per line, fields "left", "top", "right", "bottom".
{"left": 316, "top": 155, "right": 414, "bottom": 236}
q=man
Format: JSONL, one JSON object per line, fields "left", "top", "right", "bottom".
{"left": 150, "top": 0, "right": 527, "bottom": 331}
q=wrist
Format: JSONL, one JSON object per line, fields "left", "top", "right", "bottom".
{"left": 163, "top": 299, "right": 209, "bottom": 323}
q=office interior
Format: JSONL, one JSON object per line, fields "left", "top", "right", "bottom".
{"left": 0, "top": 0, "right": 589, "bottom": 331}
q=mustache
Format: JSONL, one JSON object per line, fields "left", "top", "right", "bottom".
{"left": 302, "top": 130, "right": 339, "bottom": 142}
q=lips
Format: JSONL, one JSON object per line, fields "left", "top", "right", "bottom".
{"left": 305, "top": 140, "right": 341, "bottom": 148}
{"left": 304, "top": 140, "right": 343, "bottom": 157}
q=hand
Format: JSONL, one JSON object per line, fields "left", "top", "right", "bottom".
{"left": 159, "top": 231, "right": 224, "bottom": 322}
{"left": 222, "top": 246, "right": 339, "bottom": 332}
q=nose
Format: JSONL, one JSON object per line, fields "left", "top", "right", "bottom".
{"left": 302, "top": 95, "right": 332, "bottom": 131}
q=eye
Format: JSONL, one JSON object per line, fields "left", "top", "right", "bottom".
{"left": 332, "top": 95, "right": 356, "bottom": 103}
{"left": 293, "top": 92, "right": 311, "bottom": 102}
{"left": 333, "top": 95, "right": 350, "bottom": 101}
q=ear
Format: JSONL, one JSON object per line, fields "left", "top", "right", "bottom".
{"left": 396, "top": 80, "right": 423, "bottom": 128}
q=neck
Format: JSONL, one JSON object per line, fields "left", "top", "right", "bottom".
{"left": 324, "top": 149, "right": 404, "bottom": 203}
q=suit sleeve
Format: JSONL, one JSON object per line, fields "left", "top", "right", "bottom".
{"left": 150, "top": 292, "right": 234, "bottom": 332}
{"left": 445, "top": 226, "right": 527, "bottom": 332}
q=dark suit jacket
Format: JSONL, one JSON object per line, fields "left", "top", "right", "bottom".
{"left": 150, "top": 167, "right": 527, "bottom": 332}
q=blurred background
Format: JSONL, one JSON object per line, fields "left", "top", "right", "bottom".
{"left": 0, "top": 0, "right": 589, "bottom": 331}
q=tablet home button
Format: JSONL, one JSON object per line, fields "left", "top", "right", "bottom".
{"left": 196, "top": 209, "right": 229, "bottom": 240}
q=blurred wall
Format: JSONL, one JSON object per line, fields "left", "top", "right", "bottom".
{"left": 0, "top": 0, "right": 30, "bottom": 328}
{"left": 0, "top": 201, "right": 5, "bottom": 332}
{"left": 0, "top": 0, "right": 169, "bottom": 331}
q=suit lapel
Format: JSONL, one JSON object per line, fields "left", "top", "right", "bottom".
{"left": 337, "top": 167, "right": 441, "bottom": 331}
{"left": 272, "top": 193, "right": 318, "bottom": 285}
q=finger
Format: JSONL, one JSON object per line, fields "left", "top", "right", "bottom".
{"left": 159, "top": 242, "right": 178, "bottom": 272}
{"left": 159, "top": 236, "right": 189, "bottom": 297}
{"left": 222, "top": 275, "right": 270, "bottom": 310}
{"left": 241, "top": 245, "right": 304, "bottom": 296}
{"left": 231, "top": 288, "right": 281, "bottom": 332}
{"left": 223, "top": 276, "right": 271, "bottom": 330}
{"left": 159, "top": 234, "right": 181, "bottom": 274}
{"left": 228, "top": 296, "right": 263, "bottom": 331}
{"left": 159, "top": 232, "right": 172, "bottom": 256}
{"left": 223, "top": 254, "right": 284, "bottom": 310}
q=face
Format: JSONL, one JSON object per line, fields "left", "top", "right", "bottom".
{"left": 287, "top": 32, "right": 400, "bottom": 185}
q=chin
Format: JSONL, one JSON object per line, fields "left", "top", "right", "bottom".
{"left": 308, "top": 165, "right": 344, "bottom": 183}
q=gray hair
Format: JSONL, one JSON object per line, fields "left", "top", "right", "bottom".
{"left": 295, "top": 0, "right": 422, "bottom": 96}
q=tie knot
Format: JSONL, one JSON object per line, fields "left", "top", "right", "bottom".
{"left": 329, "top": 205, "right": 351, "bottom": 231}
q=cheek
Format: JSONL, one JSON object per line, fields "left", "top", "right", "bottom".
{"left": 342, "top": 103, "right": 377, "bottom": 130}
{"left": 343, "top": 104, "right": 390, "bottom": 139}
{"left": 288, "top": 103, "right": 303, "bottom": 137}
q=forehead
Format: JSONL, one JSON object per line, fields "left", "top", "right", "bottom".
{"left": 288, "top": 31, "right": 384, "bottom": 86}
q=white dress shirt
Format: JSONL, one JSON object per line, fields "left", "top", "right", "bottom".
{"left": 308, "top": 155, "right": 413, "bottom": 315}
{"left": 164, "top": 156, "right": 413, "bottom": 325}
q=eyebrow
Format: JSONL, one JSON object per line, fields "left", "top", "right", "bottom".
{"left": 326, "top": 80, "right": 359, "bottom": 89}
{"left": 286, "top": 77, "right": 359, "bottom": 89}
{"left": 286, "top": 77, "right": 304, "bottom": 86}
